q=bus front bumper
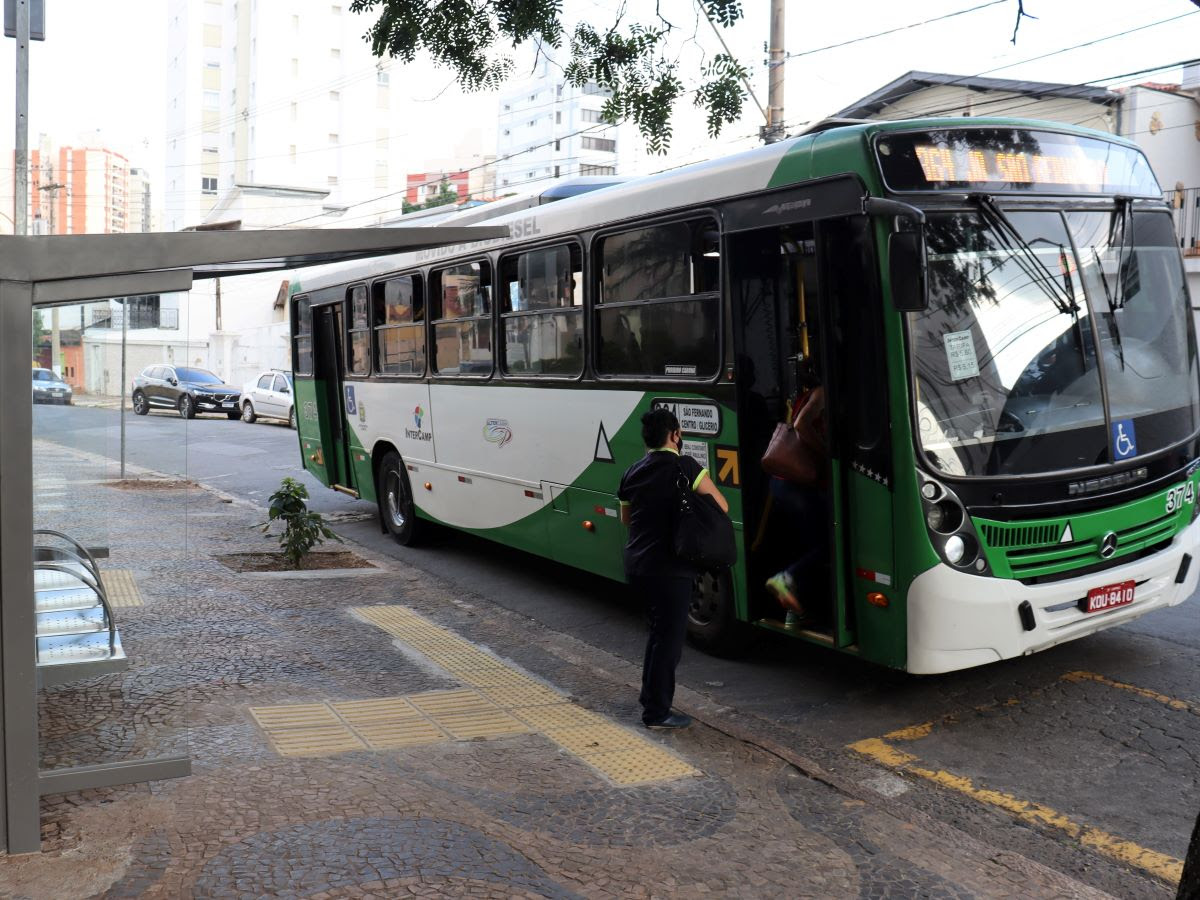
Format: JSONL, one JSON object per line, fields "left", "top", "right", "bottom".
{"left": 905, "top": 517, "right": 1200, "bottom": 674}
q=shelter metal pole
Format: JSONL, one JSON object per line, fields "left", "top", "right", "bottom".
{"left": 0, "top": 278, "right": 42, "bottom": 853}
{"left": 14, "top": 0, "right": 30, "bottom": 234}
{"left": 120, "top": 298, "right": 127, "bottom": 479}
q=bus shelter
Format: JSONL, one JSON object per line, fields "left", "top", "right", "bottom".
{"left": 0, "top": 225, "right": 505, "bottom": 853}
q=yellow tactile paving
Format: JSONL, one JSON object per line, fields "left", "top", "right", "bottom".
{"left": 250, "top": 703, "right": 343, "bottom": 730}
{"left": 346, "top": 604, "right": 700, "bottom": 785}
{"left": 268, "top": 725, "right": 367, "bottom": 757}
{"left": 432, "top": 709, "right": 533, "bottom": 740}
{"left": 407, "top": 688, "right": 498, "bottom": 717}
{"left": 101, "top": 569, "right": 143, "bottom": 607}
{"left": 512, "top": 703, "right": 608, "bottom": 733}
{"left": 578, "top": 748, "right": 701, "bottom": 786}
{"left": 477, "top": 682, "right": 566, "bottom": 709}
{"left": 353, "top": 719, "right": 449, "bottom": 750}
{"left": 330, "top": 697, "right": 423, "bottom": 726}
{"left": 549, "top": 723, "right": 648, "bottom": 756}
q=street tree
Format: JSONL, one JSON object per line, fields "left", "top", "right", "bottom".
{"left": 348, "top": 0, "right": 750, "bottom": 153}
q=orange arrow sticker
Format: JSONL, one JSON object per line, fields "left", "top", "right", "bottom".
{"left": 715, "top": 446, "right": 740, "bottom": 487}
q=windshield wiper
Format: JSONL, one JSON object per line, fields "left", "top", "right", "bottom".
{"left": 1091, "top": 246, "right": 1126, "bottom": 371}
{"left": 968, "top": 194, "right": 1078, "bottom": 317}
{"left": 1112, "top": 196, "right": 1133, "bottom": 312}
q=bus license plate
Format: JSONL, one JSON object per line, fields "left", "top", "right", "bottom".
{"left": 1085, "top": 580, "right": 1135, "bottom": 613}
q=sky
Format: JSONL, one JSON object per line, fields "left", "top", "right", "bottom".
{"left": 1, "top": 0, "right": 1198, "bottom": 221}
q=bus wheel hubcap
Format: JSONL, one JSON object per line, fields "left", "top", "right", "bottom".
{"left": 385, "top": 472, "right": 406, "bottom": 528}
{"left": 690, "top": 574, "right": 721, "bottom": 625}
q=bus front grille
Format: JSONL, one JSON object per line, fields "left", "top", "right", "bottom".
{"left": 1000, "top": 511, "right": 1177, "bottom": 579}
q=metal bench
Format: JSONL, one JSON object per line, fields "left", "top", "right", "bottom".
{"left": 33, "top": 530, "right": 127, "bottom": 688}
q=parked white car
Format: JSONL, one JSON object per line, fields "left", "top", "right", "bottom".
{"left": 240, "top": 370, "right": 295, "bottom": 428}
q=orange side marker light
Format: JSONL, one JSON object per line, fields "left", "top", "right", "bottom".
{"left": 867, "top": 592, "right": 889, "bottom": 608}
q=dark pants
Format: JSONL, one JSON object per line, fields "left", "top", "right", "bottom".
{"left": 631, "top": 574, "right": 692, "bottom": 724}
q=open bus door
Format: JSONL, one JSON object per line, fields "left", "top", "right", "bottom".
{"left": 729, "top": 213, "right": 895, "bottom": 656}
{"left": 303, "top": 302, "right": 357, "bottom": 494}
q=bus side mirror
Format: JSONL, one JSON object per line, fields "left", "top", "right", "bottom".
{"left": 889, "top": 230, "right": 927, "bottom": 312}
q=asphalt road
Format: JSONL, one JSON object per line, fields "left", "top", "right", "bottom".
{"left": 35, "top": 402, "right": 1200, "bottom": 896}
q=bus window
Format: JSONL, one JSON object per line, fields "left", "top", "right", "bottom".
{"left": 432, "top": 261, "right": 493, "bottom": 376}
{"left": 347, "top": 284, "right": 370, "bottom": 376}
{"left": 596, "top": 218, "right": 720, "bottom": 378}
{"left": 293, "top": 295, "right": 313, "bottom": 375}
{"left": 373, "top": 274, "right": 425, "bottom": 376}
{"left": 500, "top": 244, "right": 583, "bottom": 376}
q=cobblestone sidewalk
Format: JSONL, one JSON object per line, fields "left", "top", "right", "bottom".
{"left": 0, "top": 444, "right": 1111, "bottom": 898}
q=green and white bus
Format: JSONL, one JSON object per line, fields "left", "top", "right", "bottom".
{"left": 289, "top": 118, "right": 1200, "bottom": 674}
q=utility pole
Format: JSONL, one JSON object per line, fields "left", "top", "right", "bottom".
{"left": 13, "top": 0, "right": 29, "bottom": 233}
{"left": 38, "top": 181, "right": 65, "bottom": 373}
{"left": 762, "top": 0, "right": 786, "bottom": 144}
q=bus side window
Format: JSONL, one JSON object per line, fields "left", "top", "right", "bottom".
{"left": 373, "top": 274, "right": 425, "bottom": 377}
{"left": 293, "top": 295, "right": 313, "bottom": 375}
{"left": 595, "top": 218, "right": 720, "bottom": 378}
{"left": 499, "top": 245, "right": 583, "bottom": 377}
{"left": 431, "top": 261, "right": 493, "bottom": 376}
{"left": 346, "top": 284, "right": 370, "bottom": 376}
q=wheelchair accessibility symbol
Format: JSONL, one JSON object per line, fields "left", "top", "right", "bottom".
{"left": 344, "top": 385, "right": 357, "bottom": 416}
{"left": 1112, "top": 418, "right": 1137, "bottom": 460}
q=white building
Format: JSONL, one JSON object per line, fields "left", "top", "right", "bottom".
{"left": 164, "top": 0, "right": 410, "bottom": 232}
{"left": 495, "top": 56, "right": 628, "bottom": 196}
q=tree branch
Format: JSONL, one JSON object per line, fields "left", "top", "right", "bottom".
{"left": 1011, "top": 0, "right": 1037, "bottom": 44}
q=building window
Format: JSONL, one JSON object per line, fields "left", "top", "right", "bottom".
{"left": 201, "top": 176, "right": 218, "bottom": 194}
{"left": 329, "top": 133, "right": 339, "bottom": 145}
{"left": 375, "top": 160, "right": 388, "bottom": 189}
{"left": 580, "top": 164, "right": 616, "bottom": 176}
{"left": 529, "top": 93, "right": 537, "bottom": 101}
{"left": 291, "top": 58, "right": 299, "bottom": 77}
{"left": 582, "top": 136, "right": 616, "bottom": 152}
{"left": 328, "top": 176, "right": 339, "bottom": 186}
{"left": 596, "top": 218, "right": 720, "bottom": 378}
{"left": 554, "top": 140, "right": 560, "bottom": 151}
{"left": 346, "top": 284, "right": 370, "bottom": 376}
{"left": 331, "top": 4, "right": 342, "bottom": 13}
{"left": 557, "top": 84, "right": 563, "bottom": 97}
{"left": 432, "top": 261, "right": 492, "bottom": 376}
{"left": 582, "top": 82, "right": 612, "bottom": 96}
{"left": 554, "top": 165, "right": 560, "bottom": 177}
{"left": 329, "top": 90, "right": 340, "bottom": 102}
{"left": 503, "top": 104, "right": 510, "bottom": 111}
{"left": 290, "top": 102, "right": 298, "bottom": 121}
{"left": 528, "top": 119, "right": 535, "bottom": 127}
{"left": 330, "top": 48, "right": 340, "bottom": 59}
{"left": 373, "top": 274, "right": 425, "bottom": 376}
{"left": 292, "top": 14, "right": 299, "bottom": 30}
{"left": 289, "top": 145, "right": 297, "bottom": 161}
{"left": 376, "top": 70, "right": 389, "bottom": 86}
{"left": 203, "top": 91, "right": 219, "bottom": 109}
{"left": 555, "top": 111, "right": 561, "bottom": 124}
{"left": 581, "top": 108, "right": 604, "bottom": 123}
{"left": 500, "top": 244, "right": 583, "bottom": 376}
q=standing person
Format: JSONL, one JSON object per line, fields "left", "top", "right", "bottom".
{"left": 619, "top": 407, "right": 729, "bottom": 728}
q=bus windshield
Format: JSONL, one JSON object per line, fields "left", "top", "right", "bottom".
{"left": 910, "top": 208, "right": 1200, "bottom": 477}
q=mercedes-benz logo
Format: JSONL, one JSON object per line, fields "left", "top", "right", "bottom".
{"left": 1099, "top": 531, "right": 1119, "bottom": 559}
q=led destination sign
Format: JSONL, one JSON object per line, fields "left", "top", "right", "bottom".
{"left": 876, "top": 128, "right": 1161, "bottom": 197}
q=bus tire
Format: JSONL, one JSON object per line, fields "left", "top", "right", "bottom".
{"left": 377, "top": 450, "right": 423, "bottom": 546}
{"left": 687, "top": 569, "right": 751, "bottom": 657}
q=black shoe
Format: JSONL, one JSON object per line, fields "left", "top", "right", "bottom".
{"left": 643, "top": 712, "right": 693, "bottom": 729}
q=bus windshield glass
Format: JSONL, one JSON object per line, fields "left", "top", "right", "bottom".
{"left": 911, "top": 209, "right": 1200, "bottom": 477}
{"left": 876, "top": 128, "right": 1161, "bottom": 197}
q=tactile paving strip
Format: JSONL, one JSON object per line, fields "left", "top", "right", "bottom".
{"left": 101, "top": 569, "right": 143, "bottom": 607}
{"left": 345, "top": 604, "right": 700, "bottom": 785}
{"left": 249, "top": 704, "right": 367, "bottom": 757}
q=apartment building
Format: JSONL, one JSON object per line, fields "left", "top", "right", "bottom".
{"left": 164, "top": 0, "right": 410, "bottom": 232}
{"left": 28, "top": 142, "right": 132, "bottom": 235}
{"left": 495, "top": 55, "right": 627, "bottom": 195}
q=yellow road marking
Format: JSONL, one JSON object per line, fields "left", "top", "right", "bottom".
{"left": 1062, "top": 670, "right": 1196, "bottom": 712}
{"left": 849, "top": 671, "right": 1191, "bottom": 883}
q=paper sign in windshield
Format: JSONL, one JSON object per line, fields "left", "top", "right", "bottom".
{"left": 943, "top": 330, "right": 979, "bottom": 381}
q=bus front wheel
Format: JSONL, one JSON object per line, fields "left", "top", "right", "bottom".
{"left": 377, "top": 450, "right": 423, "bottom": 546}
{"left": 687, "top": 569, "right": 750, "bottom": 657}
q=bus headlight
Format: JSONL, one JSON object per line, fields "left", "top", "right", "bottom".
{"left": 944, "top": 535, "right": 966, "bottom": 564}
{"left": 920, "top": 476, "right": 988, "bottom": 575}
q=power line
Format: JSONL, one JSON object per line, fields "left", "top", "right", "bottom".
{"left": 785, "top": 1, "right": 1008, "bottom": 60}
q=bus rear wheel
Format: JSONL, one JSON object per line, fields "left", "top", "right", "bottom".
{"left": 377, "top": 450, "right": 423, "bottom": 546}
{"left": 687, "top": 569, "right": 750, "bottom": 657}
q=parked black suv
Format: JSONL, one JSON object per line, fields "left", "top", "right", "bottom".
{"left": 131, "top": 365, "right": 241, "bottom": 419}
